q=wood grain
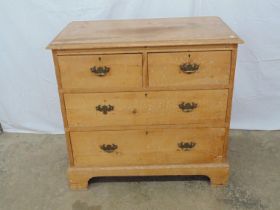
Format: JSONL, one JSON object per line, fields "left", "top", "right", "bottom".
{"left": 65, "top": 122, "right": 228, "bottom": 132}
{"left": 68, "top": 163, "right": 229, "bottom": 189}
{"left": 223, "top": 46, "right": 238, "bottom": 159}
{"left": 51, "top": 51, "right": 74, "bottom": 165}
{"left": 58, "top": 54, "right": 142, "bottom": 90}
{"left": 47, "top": 17, "right": 243, "bottom": 50}
{"left": 148, "top": 51, "right": 231, "bottom": 88}
{"left": 55, "top": 44, "right": 237, "bottom": 56}
{"left": 64, "top": 90, "right": 228, "bottom": 128}
{"left": 70, "top": 128, "right": 225, "bottom": 167}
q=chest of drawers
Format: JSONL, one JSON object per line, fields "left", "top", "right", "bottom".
{"left": 48, "top": 17, "right": 243, "bottom": 190}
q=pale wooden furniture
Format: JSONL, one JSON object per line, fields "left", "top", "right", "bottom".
{"left": 47, "top": 17, "right": 243, "bottom": 190}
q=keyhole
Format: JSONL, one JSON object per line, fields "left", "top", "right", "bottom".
{"left": 187, "top": 54, "right": 192, "bottom": 63}
{"left": 98, "top": 57, "right": 102, "bottom": 61}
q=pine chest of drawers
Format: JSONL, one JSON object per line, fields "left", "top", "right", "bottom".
{"left": 48, "top": 17, "right": 243, "bottom": 189}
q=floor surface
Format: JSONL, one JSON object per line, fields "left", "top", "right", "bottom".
{"left": 0, "top": 130, "right": 279, "bottom": 210}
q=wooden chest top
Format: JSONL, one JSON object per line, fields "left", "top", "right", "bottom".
{"left": 47, "top": 16, "right": 243, "bottom": 49}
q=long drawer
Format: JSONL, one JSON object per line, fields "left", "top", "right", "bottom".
{"left": 148, "top": 51, "right": 231, "bottom": 88}
{"left": 71, "top": 128, "right": 226, "bottom": 167}
{"left": 64, "top": 90, "right": 228, "bottom": 128}
{"left": 57, "top": 54, "right": 143, "bottom": 90}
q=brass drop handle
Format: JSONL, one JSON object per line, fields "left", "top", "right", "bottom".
{"left": 180, "top": 63, "right": 199, "bottom": 74}
{"left": 100, "top": 144, "right": 118, "bottom": 153}
{"left": 90, "top": 66, "right": 110, "bottom": 76}
{"left": 178, "top": 142, "right": 196, "bottom": 151}
{"left": 96, "top": 104, "right": 114, "bottom": 114}
{"left": 178, "top": 102, "right": 198, "bottom": 112}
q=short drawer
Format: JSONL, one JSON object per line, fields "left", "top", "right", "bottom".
{"left": 148, "top": 51, "right": 231, "bottom": 88}
{"left": 71, "top": 128, "right": 225, "bottom": 167}
{"left": 64, "top": 89, "right": 228, "bottom": 127}
{"left": 57, "top": 54, "right": 142, "bottom": 90}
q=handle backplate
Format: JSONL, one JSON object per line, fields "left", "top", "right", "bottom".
{"left": 100, "top": 144, "right": 118, "bottom": 153}
{"left": 178, "top": 141, "right": 196, "bottom": 151}
{"left": 178, "top": 102, "right": 198, "bottom": 112}
{"left": 180, "top": 63, "right": 199, "bottom": 74}
{"left": 90, "top": 66, "right": 110, "bottom": 76}
{"left": 96, "top": 104, "right": 114, "bottom": 114}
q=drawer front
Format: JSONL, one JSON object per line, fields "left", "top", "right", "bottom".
{"left": 148, "top": 51, "right": 231, "bottom": 88}
{"left": 64, "top": 90, "right": 228, "bottom": 127}
{"left": 71, "top": 128, "right": 225, "bottom": 167}
{"left": 58, "top": 54, "right": 142, "bottom": 90}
